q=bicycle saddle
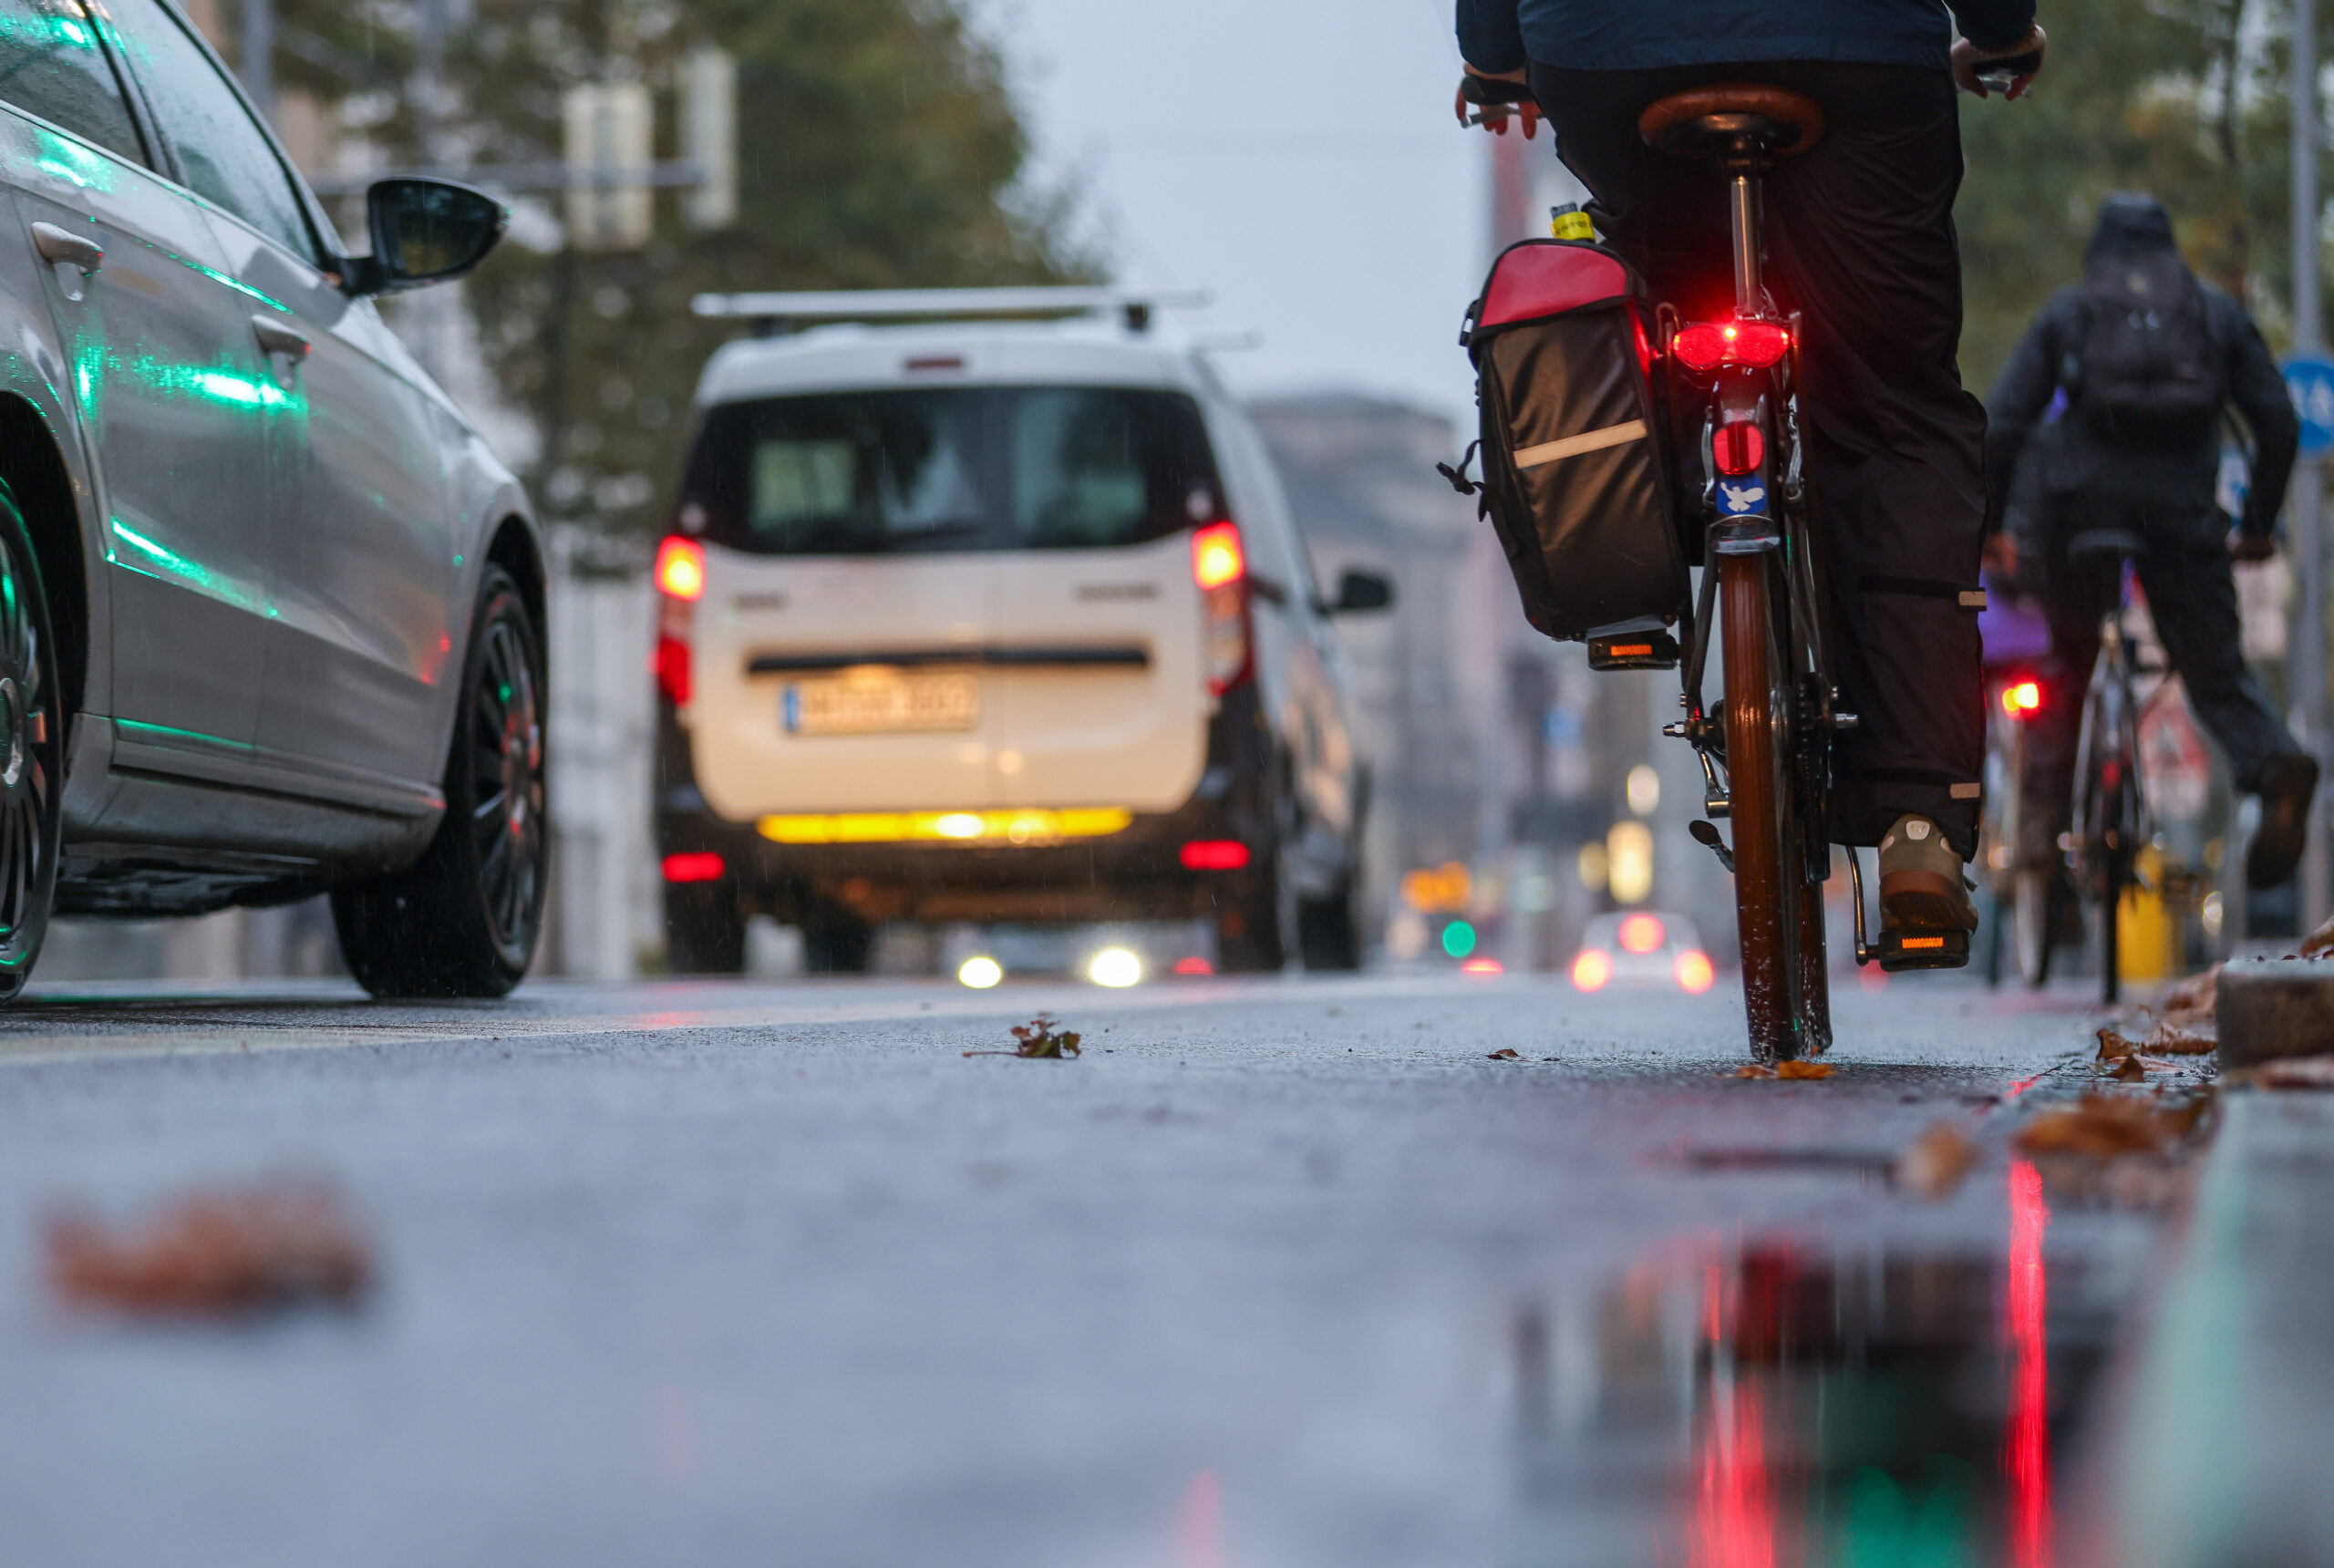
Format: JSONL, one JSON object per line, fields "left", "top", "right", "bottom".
{"left": 2065, "top": 528, "right": 2149, "bottom": 562}
{"left": 1637, "top": 85, "right": 1827, "bottom": 159}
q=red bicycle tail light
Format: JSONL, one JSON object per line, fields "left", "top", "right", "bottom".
{"left": 656, "top": 536, "right": 707, "bottom": 602}
{"left": 1729, "top": 320, "right": 1792, "bottom": 367}
{"left": 2002, "top": 678, "right": 2043, "bottom": 718}
{"left": 1180, "top": 839, "right": 1251, "bottom": 871}
{"left": 1672, "top": 318, "right": 1792, "bottom": 373}
{"left": 654, "top": 633, "right": 692, "bottom": 706}
{"left": 1192, "top": 521, "right": 1244, "bottom": 591}
{"left": 662, "top": 851, "right": 725, "bottom": 883}
{"left": 1672, "top": 322, "right": 1730, "bottom": 372}
{"left": 1714, "top": 421, "right": 1765, "bottom": 476}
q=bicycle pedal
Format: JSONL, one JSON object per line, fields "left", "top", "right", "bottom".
{"left": 1874, "top": 927, "right": 1969, "bottom": 973}
{"left": 1588, "top": 630, "right": 1681, "bottom": 671}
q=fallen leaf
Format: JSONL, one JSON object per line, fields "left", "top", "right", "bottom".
{"left": 2160, "top": 963, "right": 2223, "bottom": 1016}
{"left": 2096, "top": 1026, "right": 2141, "bottom": 1064}
{"left": 2301, "top": 915, "right": 2334, "bottom": 959}
{"left": 2257, "top": 1055, "right": 2334, "bottom": 1090}
{"left": 2146, "top": 1020, "right": 2216, "bottom": 1055}
{"left": 1777, "top": 1060, "right": 1833, "bottom": 1080}
{"left": 46, "top": 1181, "right": 372, "bottom": 1320}
{"left": 1895, "top": 1121, "right": 1978, "bottom": 1201}
{"left": 966, "top": 1016, "right": 1082, "bottom": 1059}
{"left": 2011, "top": 1093, "right": 2193, "bottom": 1161}
{"left": 2102, "top": 1053, "right": 2147, "bottom": 1082}
{"left": 1733, "top": 1064, "right": 1777, "bottom": 1079}
{"left": 1486, "top": 1048, "right": 1522, "bottom": 1061}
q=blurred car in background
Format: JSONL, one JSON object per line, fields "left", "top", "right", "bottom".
{"left": 654, "top": 288, "right": 1391, "bottom": 975}
{"left": 1569, "top": 912, "right": 1715, "bottom": 995}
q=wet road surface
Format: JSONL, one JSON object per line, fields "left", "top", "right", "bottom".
{"left": 0, "top": 969, "right": 2160, "bottom": 1565}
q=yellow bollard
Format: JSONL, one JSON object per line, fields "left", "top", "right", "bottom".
{"left": 2117, "top": 846, "right": 2179, "bottom": 981}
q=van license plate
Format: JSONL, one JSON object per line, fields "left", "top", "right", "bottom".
{"left": 783, "top": 669, "right": 978, "bottom": 735}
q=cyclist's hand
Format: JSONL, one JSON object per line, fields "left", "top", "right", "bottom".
{"left": 2230, "top": 530, "right": 2278, "bottom": 562}
{"left": 1457, "top": 66, "right": 1540, "bottom": 139}
{"left": 1953, "top": 24, "right": 2046, "bottom": 99}
{"left": 1983, "top": 531, "right": 2019, "bottom": 581}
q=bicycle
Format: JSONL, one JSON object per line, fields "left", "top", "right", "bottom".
{"left": 1462, "top": 66, "right": 2032, "bottom": 1060}
{"left": 2055, "top": 530, "right": 2154, "bottom": 1004}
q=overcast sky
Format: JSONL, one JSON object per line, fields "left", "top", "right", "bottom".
{"left": 976, "top": 0, "right": 1492, "bottom": 433}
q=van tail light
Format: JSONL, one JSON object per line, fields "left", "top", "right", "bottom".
{"left": 662, "top": 851, "right": 725, "bottom": 883}
{"left": 1180, "top": 839, "right": 1251, "bottom": 871}
{"left": 656, "top": 536, "right": 707, "bottom": 601}
{"left": 654, "top": 632, "right": 692, "bottom": 707}
{"left": 1672, "top": 318, "right": 1792, "bottom": 373}
{"left": 1714, "top": 420, "right": 1765, "bottom": 476}
{"left": 1193, "top": 521, "right": 1252, "bottom": 696}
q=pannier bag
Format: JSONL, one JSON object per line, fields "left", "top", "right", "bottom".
{"left": 1455, "top": 240, "right": 1687, "bottom": 644}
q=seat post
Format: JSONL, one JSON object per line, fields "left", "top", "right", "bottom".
{"left": 1728, "top": 166, "right": 1761, "bottom": 316}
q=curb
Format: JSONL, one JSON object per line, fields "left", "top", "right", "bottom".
{"left": 2213, "top": 955, "right": 2334, "bottom": 1066}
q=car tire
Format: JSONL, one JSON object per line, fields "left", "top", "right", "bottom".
{"left": 1297, "top": 873, "right": 1362, "bottom": 971}
{"left": 665, "top": 882, "right": 746, "bottom": 975}
{"left": 0, "top": 477, "right": 62, "bottom": 1003}
{"left": 333, "top": 566, "right": 546, "bottom": 998}
{"left": 800, "top": 903, "right": 873, "bottom": 974}
{"left": 1216, "top": 850, "right": 1289, "bottom": 974}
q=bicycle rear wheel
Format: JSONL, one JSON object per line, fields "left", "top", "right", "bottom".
{"left": 1722, "top": 551, "right": 1815, "bottom": 1062}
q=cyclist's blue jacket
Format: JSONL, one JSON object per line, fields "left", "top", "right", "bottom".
{"left": 1456, "top": 1, "right": 2036, "bottom": 74}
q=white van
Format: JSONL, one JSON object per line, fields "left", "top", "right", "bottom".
{"left": 653, "top": 289, "right": 1389, "bottom": 975}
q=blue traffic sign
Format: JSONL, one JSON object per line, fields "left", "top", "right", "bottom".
{"left": 2287, "top": 353, "right": 2334, "bottom": 457}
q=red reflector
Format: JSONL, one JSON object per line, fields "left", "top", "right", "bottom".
{"left": 1192, "top": 521, "right": 1244, "bottom": 590}
{"left": 1714, "top": 421, "right": 1765, "bottom": 476}
{"left": 1180, "top": 839, "right": 1251, "bottom": 871}
{"left": 662, "top": 851, "right": 725, "bottom": 883}
{"left": 655, "top": 536, "right": 707, "bottom": 602}
{"left": 654, "top": 633, "right": 692, "bottom": 706}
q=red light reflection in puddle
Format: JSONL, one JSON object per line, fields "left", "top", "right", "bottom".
{"left": 2006, "top": 1157, "right": 2053, "bottom": 1568}
{"left": 1691, "top": 1381, "right": 1775, "bottom": 1568}
{"left": 1178, "top": 1470, "right": 1223, "bottom": 1568}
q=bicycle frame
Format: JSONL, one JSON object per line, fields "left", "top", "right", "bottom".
{"left": 2070, "top": 569, "right": 2151, "bottom": 1004}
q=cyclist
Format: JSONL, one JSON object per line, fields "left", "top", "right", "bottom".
{"left": 1456, "top": 0, "right": 2044, "bottom": 956}
{"left": 1985, "top": 192, "right": 2315, "bottom": 894}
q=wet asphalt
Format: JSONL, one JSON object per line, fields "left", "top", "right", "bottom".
{"left": 0, "top": 968, "right": 2164, "bottom": 1567}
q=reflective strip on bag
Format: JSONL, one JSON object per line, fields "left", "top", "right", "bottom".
{"left": 1513, "top": 419, "right": 1648, "bottom": 470}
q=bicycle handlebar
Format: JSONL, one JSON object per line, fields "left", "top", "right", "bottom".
{"left": 1459, "top": 75, "right": 1535, "bottom": 108}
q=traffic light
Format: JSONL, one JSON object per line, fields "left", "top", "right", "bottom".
{"left": 563, "top": 82, "right": 653, "bottom": 250}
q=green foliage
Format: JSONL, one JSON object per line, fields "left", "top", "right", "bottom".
{"left": 1957, "top": 0, "right": 2334, "bottom": 395}
{"left": 274, "top": 0, "right": 1094, "bottom": 533}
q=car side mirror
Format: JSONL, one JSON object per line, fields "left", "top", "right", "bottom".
{"left": 1327, "top": 569, "right": 1393, "bottom": 614}
{"left": 341, "top": 179, "right": 509, "bottom": 296}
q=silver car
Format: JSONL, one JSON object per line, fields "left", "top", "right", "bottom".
{"left": 0, "top": 0, "right": 544, "bottom": 996}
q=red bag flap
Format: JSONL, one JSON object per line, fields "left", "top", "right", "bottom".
{"left": 1478, "top": 242, "right": 1633, "bottom": 330}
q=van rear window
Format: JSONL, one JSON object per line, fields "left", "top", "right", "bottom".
{"left": 678, "top": 387, "right": 1222, "bottom": 555}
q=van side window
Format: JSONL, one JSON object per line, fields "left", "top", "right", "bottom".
{"left": 98, "top": 0, "right": 313, "bottom": 258}
{"left": 0, "top": 0, "right": 142, "bottom": 163}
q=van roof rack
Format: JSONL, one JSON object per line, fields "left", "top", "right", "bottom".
{"left": 689, "top": 286, "right": 1210, "bottom": 335}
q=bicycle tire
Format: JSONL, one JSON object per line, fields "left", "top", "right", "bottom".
{"left": 2013, "top": 866, "right": 2057, "bottom": 987}
{"left": 1721, "top": 551, "right": 1811, "bottom": 1062}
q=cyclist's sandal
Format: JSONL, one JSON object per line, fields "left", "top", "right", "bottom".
{"left": 1875, "top": 814, "right": 1978, "bottom": 972}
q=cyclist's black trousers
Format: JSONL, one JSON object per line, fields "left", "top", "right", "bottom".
{"left": 1531, "top": 59, "right": 1988, "bottom": 858}
{"left": 2021, "top": 491, "right": 2304, "bottom": 838}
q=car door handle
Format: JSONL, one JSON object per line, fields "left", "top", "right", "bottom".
{"left": 30, "top": 222, "right": 103, "bottom": 273}
{"left": 251, "top": 316, "right": 310, "bottom": 362}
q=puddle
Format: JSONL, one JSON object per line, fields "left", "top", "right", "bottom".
{"left": 1507, "top": 1161, "right": 2136, "bottom": 1565}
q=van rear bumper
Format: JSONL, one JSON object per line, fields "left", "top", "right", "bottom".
{"left": 656, "top": 688, "right": 1275, "bottom": 927}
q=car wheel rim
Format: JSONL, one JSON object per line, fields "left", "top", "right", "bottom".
{"left": 468, "top": 608, "right": 542, "bottom": 962}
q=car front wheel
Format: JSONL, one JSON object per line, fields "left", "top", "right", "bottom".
{"left": 333, "top": 566, "right": 546, "bottom": 997}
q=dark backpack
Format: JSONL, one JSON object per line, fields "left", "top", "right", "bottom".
{"left": 2070, "top": 247, "right": 2224, "bottom": 445}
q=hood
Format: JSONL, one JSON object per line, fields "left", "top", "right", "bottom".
{"left": 2085, "top": 193, "right": 2177, "bottom": 262}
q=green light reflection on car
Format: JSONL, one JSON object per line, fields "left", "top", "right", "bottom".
{"left": 108, "top": 517, "right": 268, "bottom": 615}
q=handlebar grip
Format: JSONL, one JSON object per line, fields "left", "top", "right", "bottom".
{"left": 1976, "top": 49, "right": 2042, "bottom": 81}
{"left": 1460, "top": 75, "right": 1534, "bottom": 108}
